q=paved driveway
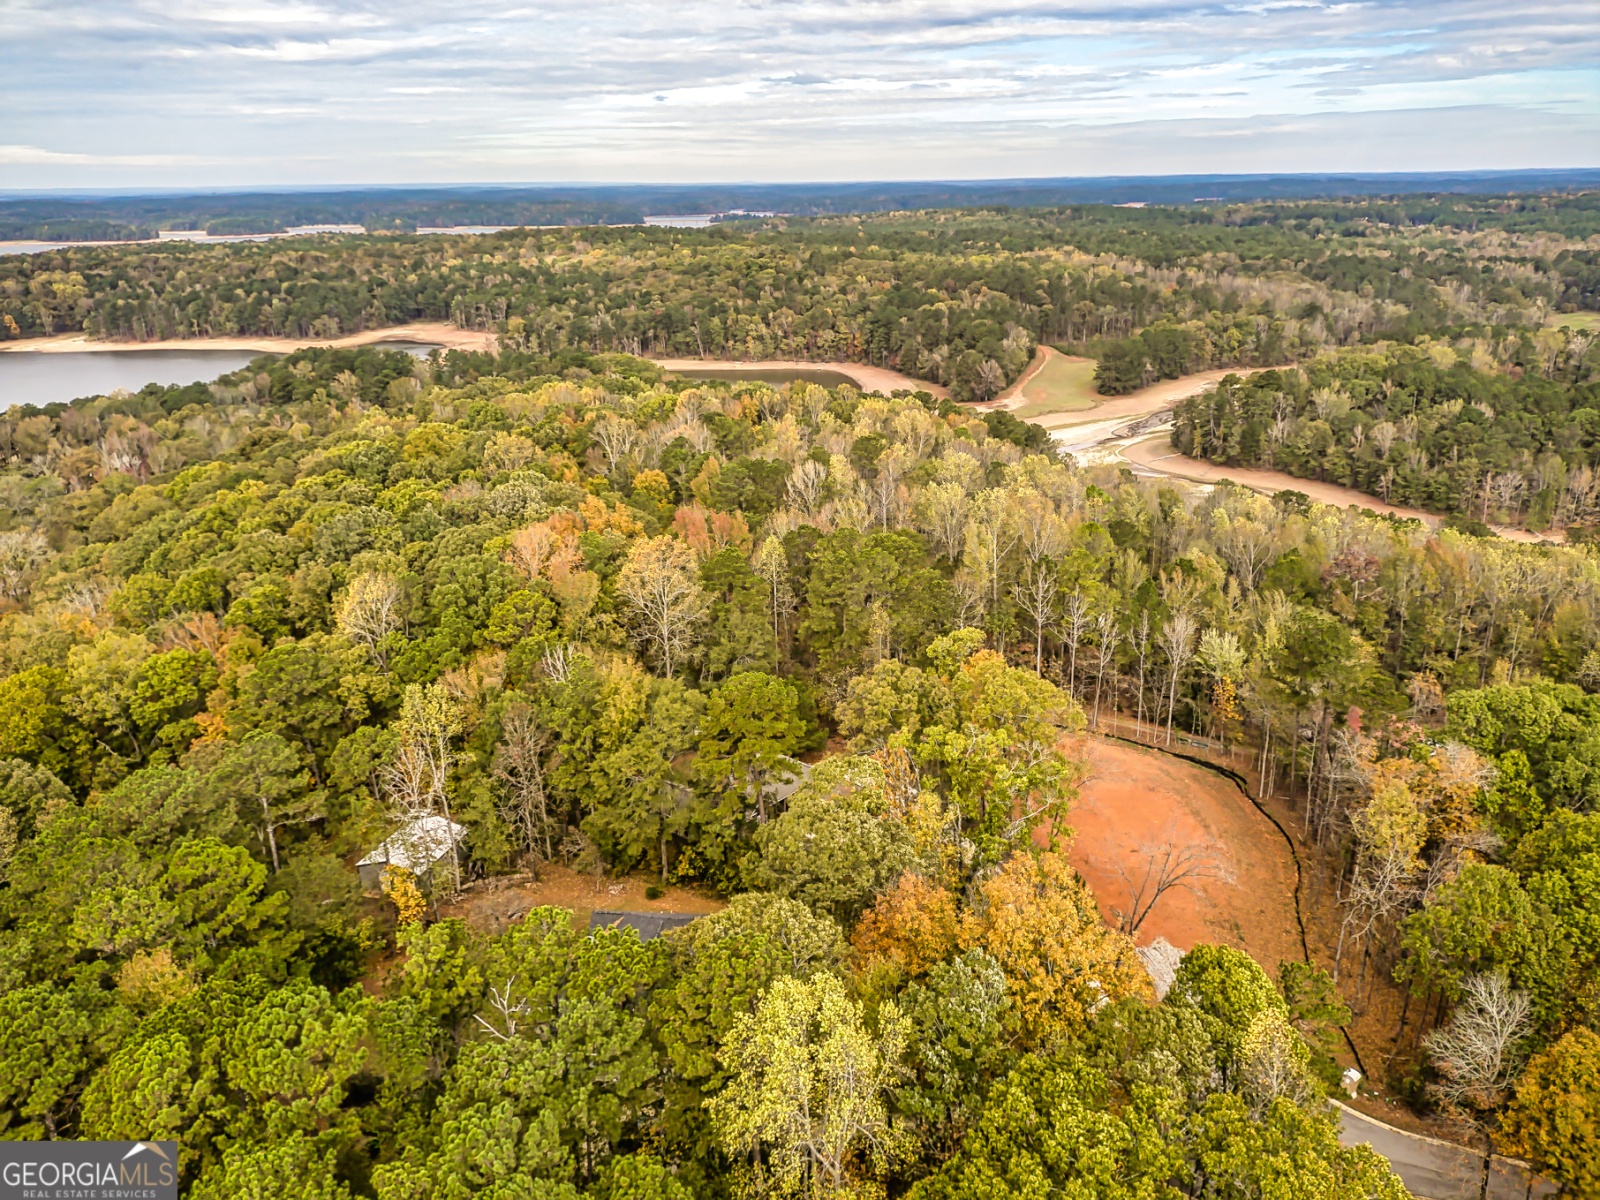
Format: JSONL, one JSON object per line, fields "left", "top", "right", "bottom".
{"left": 1336, "top": 1103, "right": 1484, "bottom": 1200}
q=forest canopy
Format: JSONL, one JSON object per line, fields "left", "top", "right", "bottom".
{"left": 1, "top": 193, "right": 1599, "bottom": 1198}
{"left": 6, "top": 195, "right": 1598, "bottom": 404}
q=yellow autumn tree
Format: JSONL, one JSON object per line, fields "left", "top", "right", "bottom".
{"left": 852, "top": 873, "right": 961, "bottom": 979}
{"left": 959, "top": 850, "right": 1150, "bottom": 1046}
{"left": 382, "top": 865, "right": 428, "bottom": 926}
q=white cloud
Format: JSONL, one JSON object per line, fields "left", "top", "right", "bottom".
{"left": 0, "top": 0, "right": 1594, "bottom": 186}
{"left": 0, "top": 145, "right": 215, "bottom": 166}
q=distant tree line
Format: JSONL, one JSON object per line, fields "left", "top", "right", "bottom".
{"left": 5, "top": 198, "right": 1596, "bottom": 402}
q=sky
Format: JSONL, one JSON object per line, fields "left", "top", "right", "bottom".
{"left": 2, "top": 0, "right": 1597, "bottom": 189}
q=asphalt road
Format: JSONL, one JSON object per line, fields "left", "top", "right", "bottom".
{"left": 1336, "top": 1103, "right": 1487, "bottom": 1200}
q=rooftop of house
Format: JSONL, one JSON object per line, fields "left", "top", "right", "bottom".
{"left": 588, "top": 911, "right": 701, "bottom": 941}
{"left": 357, "top": 815, "right": 465, "bottom": 872}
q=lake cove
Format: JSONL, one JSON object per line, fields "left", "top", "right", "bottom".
{"left": 0, "top": 342, "right": 439, "bottom": 410}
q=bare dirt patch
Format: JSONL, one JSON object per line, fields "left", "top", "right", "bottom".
{"left": 650, "top": 357, "right": 946, "bottom": 398}
{"left": 1024, "top": 368, "right": 1258, "bottom": 431}
{"left": 1064, "top": 736, "right": 1303, "bottom": 973}
{"left": 438, "top": 864, "right": 726, "bottom": 935}
{"left": 1122, "top": 435, "right": 1563, "bottom": 545}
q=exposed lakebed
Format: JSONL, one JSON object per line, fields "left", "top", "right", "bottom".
{"left": 668, "top": 365, "right": 860, "bottom": 388}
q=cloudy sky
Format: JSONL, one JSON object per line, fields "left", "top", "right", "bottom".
{"left": 2, "top": 0, "right": 1596, "bottom": 189}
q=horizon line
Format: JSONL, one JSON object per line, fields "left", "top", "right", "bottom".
{"left": 4, "top": 167, "right": 1600, "bottom": 202}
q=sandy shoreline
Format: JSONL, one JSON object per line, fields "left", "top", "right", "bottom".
{"left": 0, "top": 322, "right": 496, "bottom": 356}
{"left": 651, "top": 357, "right": 947, "bottom": 398}
{"left": 1120, "top": 435, "right": 1560, "bottom": 544}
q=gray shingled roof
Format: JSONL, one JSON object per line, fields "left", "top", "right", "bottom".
{"left": 588, "top": 911, "right": 700, "bottom": 941}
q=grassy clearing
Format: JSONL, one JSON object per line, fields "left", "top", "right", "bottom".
{"left": 1013, "top": 354, "right": 1101, "bottom": 418}
{"left": 1547, "top": 311, "right": 1600, "bottom": 332}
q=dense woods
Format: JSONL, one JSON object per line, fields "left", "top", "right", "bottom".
{"left": 2, "top": 184, "right": 1600, "bottom": 1198}
{"left": 1172, "top": 337, "right": 1600, "bottom": 534}
{"left": 6, "top": 195, "right": 1598, "bottom": 403}
{"left": 0, "top": 336, "right": 1597, "bottom": 1196}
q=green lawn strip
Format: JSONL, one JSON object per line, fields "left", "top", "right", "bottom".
{"left": 1014, "top": 355, "right": 1101, "bottom": 417}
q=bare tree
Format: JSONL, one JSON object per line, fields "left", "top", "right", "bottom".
{"left": 1013, "top": 490, "right": 1068, "bottom": 565}
{"left": 380, "top": 684, "right": 463, "bottom": 897}
{"left": 1425, "top": 972, "right": 1532, "bottom": 1112}
{"left": 1011, "top": 559, "right": 1058, "bottom": 675}
{"left": 491, "top": 702, "right": 556, "bottom": 865}
{"left": 1057, "top": 588, "right": 1092, "bottom": 696}
{"left": 1129, "top": 611, "right": 1153, "bottom": 740}
{"left": 1157, "top": 611, "right": 1198, "bottom": 745}
{"left": 890, "top": 407, "right": 941, "bottom": 459}
{"left": 962, "top": 490, "right": 1019, "bottom": 614}
{"left": 1208, "top": 495, "right": 1282, "bottom": 588}
{"left": 1112, "top": 837, "right": 1231, "bottom": 935}
{"left": 616, "top": 536, "right": 710, "bottom": 676}
{"left": 974, "top": 357, "right": 1006, "bottom": 400}
{"left": 915, "top": 480, "right": 969, "bottom": 561}
{"left": 474, "top": 977, "right": 533, "bottom": 1042}
{"left": 786, "top": 459, "right": 828, "bottom": 514}
{"left": 334, "top": 571, "right": 405, "bottom": 668}
{"left": 590, "top": 415, "right": 640, "bottom": 474}
{"left": 864, "top": 447, "right": 910, "bottom": 530}
{"left": 752, "top": 534, "right": 797, "bottom": 648}
{"left": 1090, "top": 611, "right": 1118, "bottom": 729}
{"left": 1334, "top": 782, "right": 1424, "bottom": 984}
{"left": 1370, "top": 421, "right": 1398, "bottom": 457}
{"left": 541, "top": 642, "right": 580, "bottom": 684}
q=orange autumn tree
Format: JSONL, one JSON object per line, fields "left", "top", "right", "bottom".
{"left": 673, "top": 503, "right": 752, "bottom": 561}
{"left": 852, "top": 873, "right": 961, "bottom": 978}
{"left": 960, "top": 850, "right": 1150, "bottom": 1046}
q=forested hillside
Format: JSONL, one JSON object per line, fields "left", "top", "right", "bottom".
{"left": 0, "top": 343, "right": 1597, "bottom": 1195}
{"left": 5, "top": 196, "right": 1598, "bottom": 403}
{"left": 1172, "top": 342, "right": 1600, "bottom": 534}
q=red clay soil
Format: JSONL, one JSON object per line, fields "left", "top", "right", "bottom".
{"left": 1063, "top": 735, "right": 1303, "bottom": 974}
{"left": 438, "top": 864, "right": 726, "bottom": 935}
{"left": 1082, "top": 719, "right": 1484, "bottom": 1144}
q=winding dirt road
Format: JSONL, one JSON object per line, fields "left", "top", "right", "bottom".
{"left": 650, "top": 357, "right": 947, "bottom": 397}
{"left": 1119, "top": 435, "right": 1559, "bottom": 544}
{"left": 984, "top": 344, "right": 1063, "bottom": 409}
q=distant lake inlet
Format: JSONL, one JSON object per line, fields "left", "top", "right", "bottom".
{"left": 0, "top": 342, "right": 439, "bottom": 410}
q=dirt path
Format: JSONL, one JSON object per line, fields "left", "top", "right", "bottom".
{"left": 985, "top": 344, "right": 1059, "bottom": 409}
{"left": 650, "top": 357, "right": 947, "bottom": 398}
{"left": 0, "top": 321, "right": 496, "bottom": 356}
{"left": 1029, "top": 367, "right": 1262, "bottom": 430}
{"left": 1121, "top": 435, "right": 1562, "bottom": 545}
{"left": 439, "top": 864, "right": 724, "bottom": 935}
{"left": 1065, "top": 735, "right": 1303, "bottom": 972}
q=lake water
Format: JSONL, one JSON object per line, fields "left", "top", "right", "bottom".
{"left": 643, "top": 215, "right": 717, "bottom": 228}
{"left": 671, "top": 366, "right": 860, "bottom": 388}
{"left": 1, "top": 341, "right": 440, "bottom": 410}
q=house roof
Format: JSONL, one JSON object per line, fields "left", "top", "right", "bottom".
{"left": 357, "top": 815, "right": 465, "bottom": 872}
{"left": 588, "top": 911, "right": 700, "bottom": 941}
